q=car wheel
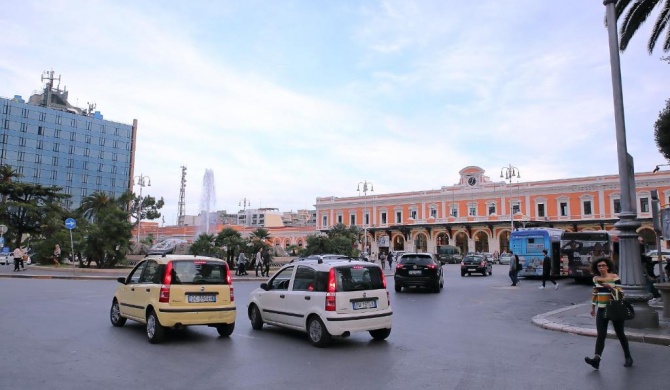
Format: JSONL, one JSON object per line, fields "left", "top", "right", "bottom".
{"left": 468, "top": 272, "right": 471, "bottom": 276}
{"left": 369, "top": 328, "right": 391, "bottom": 340}
{"left": 395, "top": 284, "right": 402, "bottom": 292}
{"left": 307, "top": 316, "right": 331, "bottom": 348}
{"left": 146, "top": 310, "right": 165, "bottom": 344}
{"left": 216, "top": 323, "right": 235, "bottom": 337}
{"left": 482, "top": 270, "right": 487, "bottom": 276}
{"left": 249, "top": 304, "right": 264, "bottom": 330}
{"left": 489, "top": 269, "right": 493, "bottom": 276}
{"left": 433, "top": 281, "right": 441, "bottom": 293}
{"left": 460, "top": 271, "right": 466, "bottom": 277}
{"left": 110, "top": 299, "right": 126, "bottom": 327}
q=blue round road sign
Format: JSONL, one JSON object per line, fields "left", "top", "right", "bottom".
{"left": 65, "top": 218, "right": 77, "bottom": 230}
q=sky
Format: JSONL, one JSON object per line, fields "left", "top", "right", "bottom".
{"left": 1, "top": 0, "right": 668, "bottom": 225}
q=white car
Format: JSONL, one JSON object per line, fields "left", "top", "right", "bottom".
{"left": 0, "top": 253, "right": 11, "bottom": 265}
{"left": 247, "top": 258, "right": 393, "bottom": 347}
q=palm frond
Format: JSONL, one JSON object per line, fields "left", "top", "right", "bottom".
{"left": 619, "top": 0, "right": 660, "bottom": 51}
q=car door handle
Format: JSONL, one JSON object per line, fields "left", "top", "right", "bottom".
{"left": 130, "top": 287, "right": 135, "bottom": 291}
{"left": 280, "top": 294, "right": 285, "bottom": 299}
{"left": 304, "top": 296, "right": 311, "bottom": 300}
{"left": 145, "top": 288, "right": 151, "bottom": 292}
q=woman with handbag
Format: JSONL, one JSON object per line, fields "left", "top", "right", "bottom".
{"left": 584, "top": 258, "right": 633, "bottom": 369}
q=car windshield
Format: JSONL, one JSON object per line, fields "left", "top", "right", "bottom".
{"left": 171, "top": 260, "right": 228, "bottom": 284}
{"left": 398, "top": 255, "right": 433, "bottom": 265}
{"left": 464, "top": 256, "right": 484, "bottom": 261}
{"left": 335, "top": 266, "right": 384, "bottom": 291}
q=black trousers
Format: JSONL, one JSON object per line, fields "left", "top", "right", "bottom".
{"left": 595, "top": 307, "right": 631, "bottom": 358}
{"left": 541, "top": 270, "right": 556, "bottom": 286}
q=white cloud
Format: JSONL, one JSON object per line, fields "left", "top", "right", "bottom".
{"left": 1, "top": 0, "right": 667, "bottom": 222}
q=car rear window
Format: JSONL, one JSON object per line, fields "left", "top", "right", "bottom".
{"left": 314, "top": 266, "right": 385, "bottom": 292}
{"left": 170, "top": 260, "right": 229, "bottom": 285}
{"left": 399, "top": 255, "right": 433, "bottom": 265}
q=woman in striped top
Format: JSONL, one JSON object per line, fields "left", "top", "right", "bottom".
{"left": 584, "top": 258, "right": 633, "bottom": 369}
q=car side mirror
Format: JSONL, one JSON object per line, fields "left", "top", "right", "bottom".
{"left": 117, "top": 277, "right": 126, "bottom": 284}
{"left": 260, "top": 282, "right": 269, "bottom": 290}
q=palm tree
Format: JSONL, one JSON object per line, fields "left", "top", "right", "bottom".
{"left": 77, "top": 191, "right": 111, "bottom": 221}
{"left": 616, "top": 0, "right": 670, "bottom": 54}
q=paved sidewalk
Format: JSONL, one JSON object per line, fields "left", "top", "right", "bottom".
{"left": 3, "top": 265, "right": 669, "bottom": 346}
{"left": 532, "top": 302, "right": 670, "bottom": 347}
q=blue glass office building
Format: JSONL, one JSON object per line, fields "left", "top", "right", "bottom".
{"left": 0, "top": 74, "right": 136, "bottom": 209}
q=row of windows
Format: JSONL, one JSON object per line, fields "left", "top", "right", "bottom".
{"left": 4, "top": 141, "right": 129, "bottom": 161}
{"left": 321, "top": 198, "right": 655, "bottom": 227}
{"left": 1, "top": 123, "right": 130, "bottom": 149}
{"left": 2, "top": 103, "right": 131, "bottom": 137}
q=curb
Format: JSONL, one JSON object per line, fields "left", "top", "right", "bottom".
{"left": 531, "top": 303, "right": 670, "bottom": 347}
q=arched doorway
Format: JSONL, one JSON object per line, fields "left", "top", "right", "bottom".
{"left": 499, "top": 230, "right": 511, "bottom": 253}
{"left": 474, "top": 231, "right": 489, "bottom": 253}
{"left": 393, "top": 235, "right": 405, "bottom": 251}
{"left": 455, "top": 232, "right": 469, "bottom": 254}
{"left": 415, "top": 233, "right": 428, "bottom": 252}
{"left": 436, "top": 232, "right": 449, "bottom": 246}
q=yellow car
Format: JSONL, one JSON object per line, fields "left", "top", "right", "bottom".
{"left": 110, "top": 255, "right": 236, "bottom": 344}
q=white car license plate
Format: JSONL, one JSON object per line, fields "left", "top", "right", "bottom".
{"left": 409, "top": 270, "right": 422, "bottom": 275}
{"left": 187, "top": 294, "right": 216, "bottom": 303}
{"left": 352, "top": 300, "right": 377, "bottom": 310}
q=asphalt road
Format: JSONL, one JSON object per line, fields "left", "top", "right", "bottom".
{"left": 0, "top": 265, "right": 666, "bottom": 390}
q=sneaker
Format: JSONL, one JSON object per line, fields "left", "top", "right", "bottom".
{"left": 585, "top": 356, "right": 600, "bottom": 369}
{"left": 539, "top": 286, "right": 545, "bottom": 289}
{"left": 555, "top": 283, "right": 559, "bottom": 290}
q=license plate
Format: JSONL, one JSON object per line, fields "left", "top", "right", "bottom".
{"left": 352, "top": 300, "right": 377, "bottom": 310}
{"left": 409, "top": 270, "right": 422, "bottom": 275}
{"left": 187, "top": 294, "right": 216, "bottom": 303}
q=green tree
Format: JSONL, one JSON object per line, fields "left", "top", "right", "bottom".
{"left": 0, "top": 182, "right": 69, "bottom": 249}
{"left": 215, "top": 227, "right": 243, "bottom": 266}
{"left": 0, "top": 164, "right": 21, "bottom": 206}
{"left": 654, "top": 98, "right": 670, "bottom": 159}
{"left": 189, "top": 234, "right": 219, "bottom": 257}
{"left": 302, "top": 223, "right": 361, "bottom": 257}
{"left": 78, "top": 191, "right": 112, "bottom": 221}
{"left": 616, "top": 0, "right": 670, "bottom": 54}
{"left": 129, "top": 194, "right": 165, "bottom": 240}
{"left": 80, "top": 201, "right": 133, "bottom": 268}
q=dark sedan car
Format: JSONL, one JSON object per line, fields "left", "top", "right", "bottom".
{"left": 394, "top": 253, "right": 444, "bottom": 293}
{"left": 460, "top": 254, "right": 492, "bottom": 277}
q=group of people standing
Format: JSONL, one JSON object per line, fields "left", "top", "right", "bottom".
{"left": 369, "top": 252, "right": 394, "bottom": 270}
{"left": 12, "top": 246, "right": 28, "bottom": 271}
{"left": 235, "top": 248, "right": 271, "bottom": 277}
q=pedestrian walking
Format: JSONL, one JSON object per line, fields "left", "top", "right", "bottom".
{"left": 13, "top": 246, "right": 23, "bottom": 272}
{"left": 387, "top": 253, "right": 393, "bottom": 269}
{"left": 584, "top": 258, "right": 633, "bottom": 369}
{"left": 380, "top": 253, "right": 386, "bottom": 270}
{"left": 53, "top": 244, "right": 61, "bottom": 267}
{"left": 509, "top": 251, "right": 520, "bottom": 286}
{"left": 237, "top": 251, "right": 247, "bottom": 275}
{"left": 255, "top": 248, "right": 263, "bottom": 277}
{"left": 262, "top": 248, "right": 271, "bottom": 277}
{"left": 539, "top": 249, "right": 558, "bottom": 289}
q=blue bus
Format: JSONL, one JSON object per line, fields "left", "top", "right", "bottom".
{"left": 509, "top": 228, "right": 565, "bottom": 278}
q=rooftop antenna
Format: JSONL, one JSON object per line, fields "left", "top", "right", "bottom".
{"left": 177, "top": 165, "right": 187, "bottom": 227}
{"left": 86, "top": 102, "right": 97, "bottom": 116}
{"left": 40, "top": 70, "right": 61, "bottom": 107}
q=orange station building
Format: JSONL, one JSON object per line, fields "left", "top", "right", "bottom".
{"left": 313, "top": 166, "right": 670, "bottom": 256}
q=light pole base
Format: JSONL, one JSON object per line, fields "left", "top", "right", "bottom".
{"left": 624, "top": 292, "right": 659, "bottom": 329}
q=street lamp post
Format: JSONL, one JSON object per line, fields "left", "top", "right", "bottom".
{"left": 134, "top": 174, "right": 151, "bottom": 243}
{"left": 357, "top": 180, "right": 374, "bottom": 256}
{"left": 500, "top": 164, "right": 520, "bottom": 232}
{"left": 603, "top": 0, "right": 657, "bottom": 328}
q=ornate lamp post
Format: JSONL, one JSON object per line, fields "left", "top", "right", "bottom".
{"left": 603, "top": 0, "right": 657, "bottom": 328}
{"left": 134, "top": 174, "right": 151, "bottom": 243}
{"left": 500, "top": 164, "right": 520, "bottom": 231}
{"left": 357, "top": 180, "right": 374, "bottom": 256}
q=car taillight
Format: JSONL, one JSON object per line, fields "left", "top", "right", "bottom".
{"left": 325, "top": 268, "right": 336, "bottom": 311}
{"left": 396, "top": 263, "right": 404, "bottom": 269}
{"left": 381, "top": 272, "right": 387, "bottom": 289}
{"left": 427, "top": 264, "right": 436, "bottom": 269}
{"left": 160, "top": 261, "right": 173, "bottom": 303}
{"left": 230, "top": 286, "right": 235, "bottom": 302}
{"left": 226, "top": 264, "right": 232, "bottom": 285}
